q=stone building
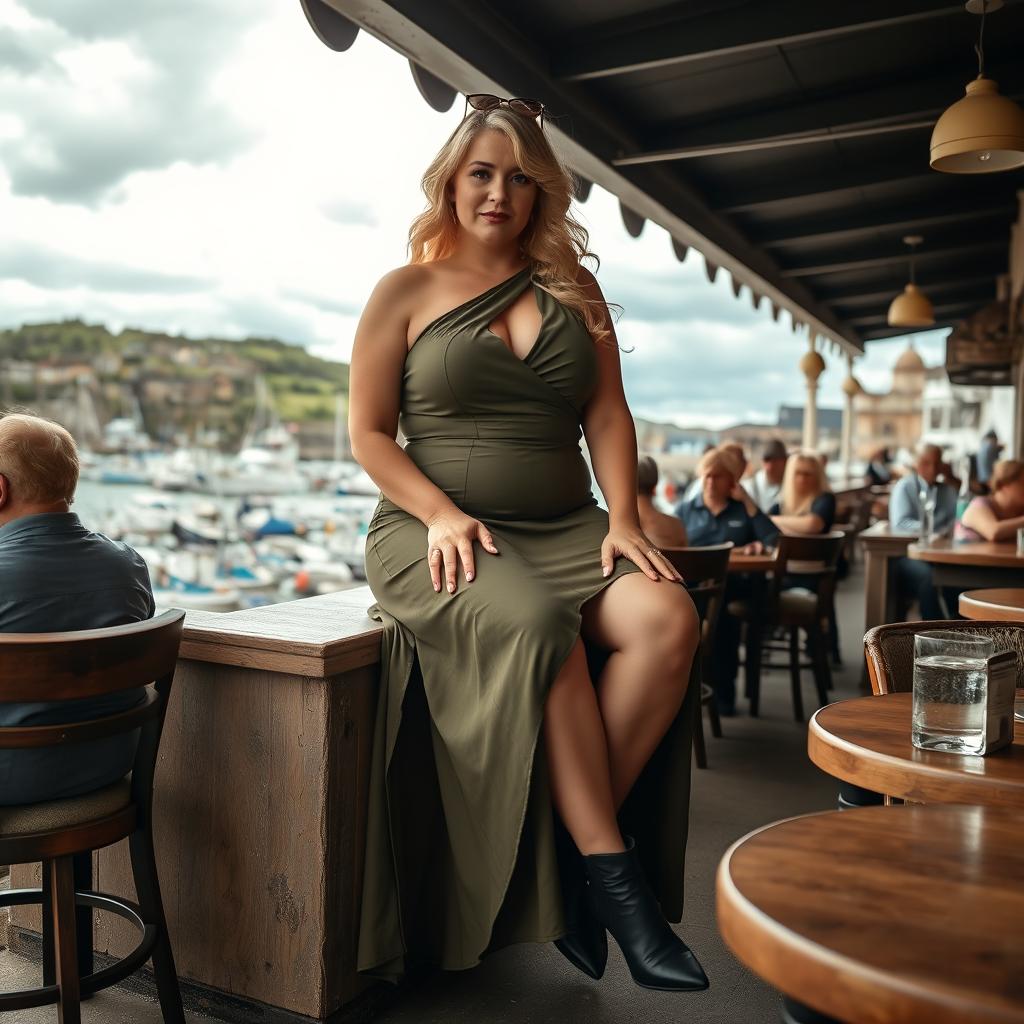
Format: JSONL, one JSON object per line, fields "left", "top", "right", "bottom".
{"left": 852, "top": 345, "right": 926, "bottom": 459}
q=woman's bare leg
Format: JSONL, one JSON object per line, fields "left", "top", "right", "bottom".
{"left": 582, "top": 574, "right": 698, "bottom": 809}
{"left": 543, "top": 636, "right": 625, "bottom": 854}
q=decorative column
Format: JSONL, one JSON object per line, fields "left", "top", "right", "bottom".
{"left": 841, "top": 355, "right": 864, "bottom": 481}
{"left": 799, "top": 336, "right": 826, "bottom": 450}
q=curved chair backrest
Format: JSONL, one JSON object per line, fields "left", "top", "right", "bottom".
{"left": 663, "top": 543, "right": 733, "bottom": 658}
{"left": 771, "top": 531, "right": 846, "bottom": 616}
{"left": 0, "top": 610, "right": 186, "bottom": 814}
{"left": 864, "top": 619, "right": 1024, "bottom": 695}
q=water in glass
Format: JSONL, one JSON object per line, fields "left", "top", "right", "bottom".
{"left": 911, "top": 631, "right": 995, "bottom": 754}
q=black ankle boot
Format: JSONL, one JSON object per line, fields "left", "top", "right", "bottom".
{"left": 583, "top": 837, "right": 709, "bottom": 992}
{"left": 552, "top": 826, "right": 607, "bottom": 979}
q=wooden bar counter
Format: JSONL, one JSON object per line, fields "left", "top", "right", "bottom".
{"left": 10, "top": 586, "right": 385, "bottom": 1022}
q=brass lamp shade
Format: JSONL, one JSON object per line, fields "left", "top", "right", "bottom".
{"left": 930, "top": 77, "right": 1024, "bottom": 173}
{"left": 887, "top": 283, "right": 935, "bottom": 328}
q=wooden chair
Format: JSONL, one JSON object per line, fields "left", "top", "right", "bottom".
{"left": 0, "top": 611, "right": 186, "bottom": 1024}
{"left": 864, "top": 619, "right": 1024, "bottom": 695}
{"left": 663, "top": 543, "right": 733, "bottom": 769}
{"left": 729, "top": 532, "right": 845, "bottom": 721}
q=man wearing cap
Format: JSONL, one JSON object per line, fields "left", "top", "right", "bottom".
{"left": 746, "top": 440, "right": 788, "bottom": 513}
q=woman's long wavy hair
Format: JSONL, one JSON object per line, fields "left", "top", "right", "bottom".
{"left": 780, "top": 451, "right": 830, "bottom": 516}
{"left": 407, "top": 107, "right": 621, "bottom": 348}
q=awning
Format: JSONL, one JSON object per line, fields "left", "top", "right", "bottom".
{"left": 303, "top": 0, "right": 1024, "bottom": 359}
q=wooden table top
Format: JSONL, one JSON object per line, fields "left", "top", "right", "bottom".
{"left": 727, "top": 550, "right": 776, "bottom": 573}
{"left": 861, "top": 520, "right": 917, "bottom": 541}
{"left": 808, "top": 692, "right": 1024, "bottom": 808}
{"left": 717, "top": 803, "right": 1024, "bottom": 1024}
{"left": 909, "top": 538, "right": 1024, "bottom": 568}
{"left": 960, "top": 588, "right": 1024, "bottom": 622}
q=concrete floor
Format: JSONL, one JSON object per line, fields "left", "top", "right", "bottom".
{"left": 1, "top": 565, "right": 868, "bottom": 1024}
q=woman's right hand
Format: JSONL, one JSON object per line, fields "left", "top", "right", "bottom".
{"left": 425, "top": 510, "right": 500, "bottom": 594}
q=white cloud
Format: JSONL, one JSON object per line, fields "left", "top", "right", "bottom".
{"left": 0, "top": 0, "right": 955, "bottom": 427}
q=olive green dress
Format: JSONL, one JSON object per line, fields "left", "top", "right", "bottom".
{"left": 358, "top": 264, "right": 696, "bottom": 982}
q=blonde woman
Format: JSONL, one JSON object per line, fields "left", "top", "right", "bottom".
{"left": 769, "top": 451, "right": 836, "bottom": 534}
{"left": 957, "top": 459, "right": 1024, "bottom": 541}
{"left": 348, "top": 95, "right": 706, "bottom": 992}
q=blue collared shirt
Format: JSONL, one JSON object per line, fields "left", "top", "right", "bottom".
{"left": 674, "top": 493, "right": 779, "bottom": 549}
{"left": 0, "top": 512, "right": 155, "bottom": 805}
{"left": 888, "top": 473, "right": 958, "bottom": 534}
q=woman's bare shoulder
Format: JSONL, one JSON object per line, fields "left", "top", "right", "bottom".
{"left": 369, "top": 263, "right": 436, "bottom": 303}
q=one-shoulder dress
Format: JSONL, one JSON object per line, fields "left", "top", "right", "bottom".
{"left": 358, "top": 264, "right": 696, "bottom": 981}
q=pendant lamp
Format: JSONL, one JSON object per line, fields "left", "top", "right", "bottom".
{"left": 930, "top": 0, "right": 1024, "bottom": 173}
{"left": 887, "top": 236, "right": 935, "bottom": 328}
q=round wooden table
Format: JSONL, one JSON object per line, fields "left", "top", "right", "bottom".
{"left": 959, "top": 588, "right": 1024, "bottom": 622}
{"left": 717, "top": 804, "right": 1024, "bottom": 1023}
{"left": 808, "top": 692, "right": 1024, "bottom": 808}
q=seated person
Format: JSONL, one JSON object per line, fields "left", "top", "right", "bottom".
{"left": 675, "top": 446, "right": 779, "bottom": 716}
{"left": 683, "top": 440, "right": 750, "bottom": 501}
{"left": 675, "top": 446, "right": 778, "bottom": 553}
{"left": 747, "top": 439, "right": 787, "bottom": 513}
{"left": 864, "top": 447, "right": 892, "bottom": 487}
{"left": 0, "top": 413, "right": 155, "bottom": 806}
{"left": 636, "top": 455, "right": 687, "bottom": 549}
{"left": 957, "top": 459, "right": 1024, "bottom": 542}
{"left": 769, "top": 451, "right": 836, "bottom": 534}
{"left": 889, "top": 443, "right": 958, "bottom": 620}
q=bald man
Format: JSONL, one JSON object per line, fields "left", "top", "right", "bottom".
{"left": 0, "top": 413, "right": 155, "bottom": 805}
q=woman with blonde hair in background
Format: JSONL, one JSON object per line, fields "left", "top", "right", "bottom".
{"left": 769, "top": 451, "right": 836, "bottom": 535}
{"left": 349, "top": 94, "right": 706, "bottom": 993}
{"left": 957, "top": 459, "right": 1024, "bottom": 541}
{"left": 674, "top": 445, "right": 778, "bottom": 715}
{"left": 636, "top": 455, "right": 687, "bottom": 549}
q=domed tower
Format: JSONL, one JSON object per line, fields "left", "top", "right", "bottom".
{"left": 891, "top": 344, "right": 926, "bottom": 394}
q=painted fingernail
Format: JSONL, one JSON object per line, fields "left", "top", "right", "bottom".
{"left": 434, "top": 583, "right": 440, "bottom": 592}
{"left": 447, "top": 582, "right": 454, "bottom": 593}
{"left": 602, "top": 566, "right": 611, "bottom": 576}
{"left": 467, "top": 571, "right": 474, "bottom": 581}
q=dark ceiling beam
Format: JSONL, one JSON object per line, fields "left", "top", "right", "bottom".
{"left": 714, "top": 165, "right": 933, "bottom": 214}
{"left": 823, "top": 275, "right": 999, "bottom": 309}
{"left": 758, "top": 202, "right": 1016, "bottom": 249}
{"left": 553, "top": 0, "right": 961, "bottom": 82}
{"left": 614, "top": 62, "right": 1024, "bottom": 166}
{"left": 845, "top": 301, "right": 981, "bottom": 328}
{"left": 614, "top": 118, "right": 935, "bottom": 165}
{"left": 783, "top": 241, "right": 1008, "bottom": 278}
{"left": 330, "top": 0, "right": 861, "bottom": 351}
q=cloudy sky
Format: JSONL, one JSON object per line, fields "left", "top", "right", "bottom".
{"left": 0, "top": 0, "right": 948, "bottom": 429}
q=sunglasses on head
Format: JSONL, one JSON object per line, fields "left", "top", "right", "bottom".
{"left": 464, "top": 93, "right": 546, "bottom": 128}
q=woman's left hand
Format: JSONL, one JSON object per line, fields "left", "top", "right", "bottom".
{"left": 601, "top": 528, "right": 684, "bottom": 583}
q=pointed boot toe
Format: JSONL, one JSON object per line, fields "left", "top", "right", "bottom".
{"left": 552, "top": 869, "right": 607, "bottom": 979}
{"left": 584, "top": 837, "right": 709, "bottom": 993}
{"left": 554, "top": 923, "right": 607, "bottom": 980}
{"left": 552, "top": 827, "right": 607, "bottom": 980}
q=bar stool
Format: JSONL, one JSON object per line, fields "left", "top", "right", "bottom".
{"left": 0, "top": 611, "right": 186, "bottom": 1024}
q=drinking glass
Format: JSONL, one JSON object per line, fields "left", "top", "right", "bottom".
{"left": 912, "top": 630, "right": 995, "bottom": 754}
